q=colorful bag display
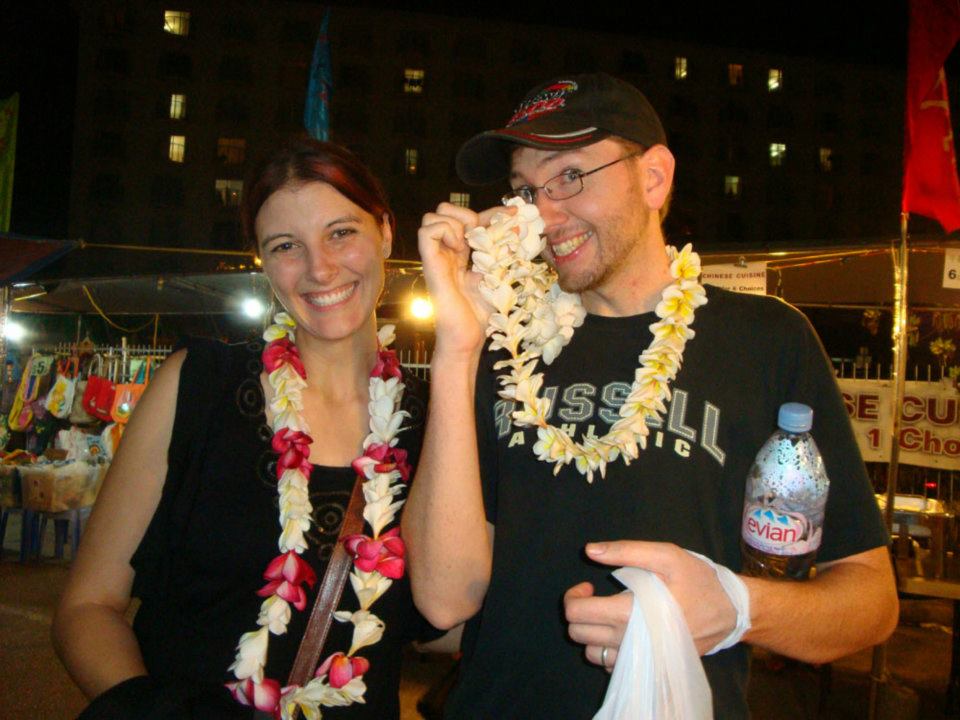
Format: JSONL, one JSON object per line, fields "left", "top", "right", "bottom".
{"left": 110, "top": 383, "right": 146, "bottom": 424}
{"left": 8, "top": 355, "right": 54, "bottom": 432}
{"left": 110, "top": 358, "right": 151, "bottom": 424}
{"left": 69, "top": 379, "right": 96, "bottom": 425}
{"left": 44, "top": 357, "right": 80, "bottom": 419}
{"left": 82, "top": 374, "right": 117, "bottom": 423}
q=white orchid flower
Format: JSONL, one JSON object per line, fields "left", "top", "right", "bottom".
{"left": 350, "top": 570, "right": 393, "bottom": 610}
{"left": 229, "top": 626, "right": 269, "bottom": 682}
{"left": 376, "top": 323, "right": 396, "bottom": 348}
{"left": 364, "top": 496, "right": 405, "bottom": 537}
{"left": 332, "top": 609, "right": 386, "bottom": 655}
{"left": 257, "top": 595, "right": 292, "bottom": 635}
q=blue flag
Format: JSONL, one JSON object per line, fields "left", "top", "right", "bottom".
{"left": 304, "top": 9, "right": 332, "bottom": 141}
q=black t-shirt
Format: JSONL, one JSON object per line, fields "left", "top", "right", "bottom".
{"left": 130, "top": 338, "right": 432, "bottom": 719}
{"left": 446, "top": 286, "right": 888, "bottom": 720}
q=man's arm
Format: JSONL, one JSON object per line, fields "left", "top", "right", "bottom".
{"left": 403, "top": 202, "right": 507, "bottom": 629}
{"left": 742, "top": 545, "right": 898, "bottom": 662}
{"left": 564, "top": 541, "right": 898, "bottom": 669}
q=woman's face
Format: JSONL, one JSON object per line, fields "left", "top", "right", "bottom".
{"left": 256, "top": 181, "right": 391, "bottom": 344}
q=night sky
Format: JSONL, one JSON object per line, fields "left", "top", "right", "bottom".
{"left": 2, "top": 1, "right": 910, "bottom": 240}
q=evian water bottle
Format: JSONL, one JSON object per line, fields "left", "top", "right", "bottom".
{"left": 740, "top": 403, "right": 830, "bottom": 580}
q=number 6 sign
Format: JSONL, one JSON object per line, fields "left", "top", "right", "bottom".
{"left": 945, "top": 248, "right": 960, "bottom": 289}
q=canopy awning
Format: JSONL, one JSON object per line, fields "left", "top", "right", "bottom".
{"left": 0, "top": 234, "right": 78, "bottom": 285}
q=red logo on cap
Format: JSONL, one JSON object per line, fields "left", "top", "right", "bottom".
{"left": 507, "top": 80, "right": 579, "bottom": 126}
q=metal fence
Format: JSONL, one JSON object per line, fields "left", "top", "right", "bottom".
{"left": 832, "top": 358, "right": 955, "bottom": 383}
{"left": 397, "top": 348, "right": 430, "bottom": 381}
{"left": 832, "top": 359, "right": 960, "bottom": 508}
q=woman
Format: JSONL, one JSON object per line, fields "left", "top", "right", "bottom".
{"left": 54, "top": 139, "right": 436, "bottom": 719}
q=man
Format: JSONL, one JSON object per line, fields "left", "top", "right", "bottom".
{"left": 403, "top": 73, "right": 898, "bottom": 718}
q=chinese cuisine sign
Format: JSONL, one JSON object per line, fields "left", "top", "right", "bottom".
{"left": 839, "top": 378, "right": 960, "bottom": 471}
{"left": 701, "top": 262, "right": 768, "bottom": 295}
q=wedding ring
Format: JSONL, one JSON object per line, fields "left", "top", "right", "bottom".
{"left": 601, "top": 646, "right": 610, "bottom": 668}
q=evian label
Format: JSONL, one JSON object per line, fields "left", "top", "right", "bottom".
{"left": 742, "top": 505, "right": 822, "bottom": 556}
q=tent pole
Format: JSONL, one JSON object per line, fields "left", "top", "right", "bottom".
{"left": 885, "top": 212, "right": 910, "bottom": 530}
{"left": 868, "top": 213, "right": 910, "bottom": 719}
{"left": 0, "top": 285, "right": 8, "bottom": 363}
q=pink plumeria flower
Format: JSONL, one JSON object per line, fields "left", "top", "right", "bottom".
{"left": 272, "top": 428, "right": 313, "bottom": 478}
{"left": 226, "top": 677, "right": 281, "bottom": 713}
{"left": 342, "top": 527, "right": 405, "bottom": 579}
{"left": 316, "top": 652, "right": 370, "bottom": 689}
{"left": 257, "top": 551, "right": 317, "bottom": 611}
{"left": 351, "top": 443, "right": 411, "bottom": 482}
{"left": 371, "top": 348, "right": 402, "bottom": 380}
{"left": 262, "top": 338, "right": 306, "bottom": 379}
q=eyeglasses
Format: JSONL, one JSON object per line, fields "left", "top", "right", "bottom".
{"left": 502, "top": 150, "right": 644, "bottom": 205}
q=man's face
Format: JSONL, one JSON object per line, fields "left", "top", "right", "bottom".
{"left": 509, "top": 139, "right": 652, "bottom": 299}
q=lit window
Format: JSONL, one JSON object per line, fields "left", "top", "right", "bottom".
{"left": 724, "top": 175, "right": 741, "bottom": 198}
{"left": 819, "top": 147, "right": 833, "bottom": 172}
{"left": 450, "top": 192, "right": 471, "bottom": 208}
{"left": 163, "top": 10, "right": 190, "bottom": 36}
{"left": 405, "top": 148, "right": 419, "bottom": 174}
{"left": 404, "top": 69, "right": 425, "bottom": 94}
{"left": 768, "top": 68, "right": 782, "bottom": 92}
{"left": 215, "top": 179, "right": 243, "bottom": 207}
{"left": 169, "top": 93, "right": 186, "bottom": 119}
{"left": 169, "top": 135, "right": 186, "bottom": 163}
{"left": 728, "top": 64, "right": 743, "bottom": 86}
{"left": 674, "top": 57, "right": 687, "bottom": 80}
{"left": 769, "top": 142, "right": 786, "bottom": 167}
{"left": 217, "top": 137, "right": 246, "bottom": 165}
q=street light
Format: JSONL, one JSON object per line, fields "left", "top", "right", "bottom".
{"left": 410, "top": 296, "right": 433, "bottom": 320}
{"left": 4, "top": 320, "right": 26, "bottom": 342}
{"left": 241, "top": 297, "right": 265, "bottom": 319}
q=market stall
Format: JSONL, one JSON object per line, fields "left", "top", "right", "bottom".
{"left": 0, "top": 248, "right": 433, "bottom": 563}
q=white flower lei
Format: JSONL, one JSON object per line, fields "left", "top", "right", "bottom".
{"left": 226, "top": 312, "right": 410, "bottom": 719}
{"left": 467, "top": 198, "right": 708, "bottom": 483}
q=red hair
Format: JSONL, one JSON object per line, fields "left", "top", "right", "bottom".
{"left": 242, "top": 137, "right": 395, "bottom": 249}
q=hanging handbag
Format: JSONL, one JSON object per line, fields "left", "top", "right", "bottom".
{"left": 82, "top": 373, "right": 117, "bottom": 423}
{"left": 110, "top": 358, "right": 151, "bottom": 424}
{"left": 69, "top": 378, "right": 96, "bottom": 425}
{"left": 8, "top": 355, "right": 55, "bottom": 432}
{"left": 45, "top": 357, "right": 80, "bottom": 419}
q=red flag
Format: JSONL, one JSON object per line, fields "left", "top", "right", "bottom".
{"left": 903, "top": 0, "right": 960, "bottom": 232}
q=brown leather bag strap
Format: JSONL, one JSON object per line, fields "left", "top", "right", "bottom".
{"left": 287, "top": 475, "right": 366, "bottom": 689}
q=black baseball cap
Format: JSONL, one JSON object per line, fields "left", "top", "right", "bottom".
{"left": 456, "top": 73, "right": 667, "bottom": 185}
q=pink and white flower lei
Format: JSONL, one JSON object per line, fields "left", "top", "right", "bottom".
{"left": 227, "top": 312, "right": 411, "bottom": 719}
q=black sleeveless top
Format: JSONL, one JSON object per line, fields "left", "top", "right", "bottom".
{"left": 130, "top": 338, "right": 431, "bottom": 719}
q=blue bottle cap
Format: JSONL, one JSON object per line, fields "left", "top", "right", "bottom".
{"left": 778, "top": 402, "right": 813, "bottom": 433}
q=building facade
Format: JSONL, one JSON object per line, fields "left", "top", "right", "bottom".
{"left": 69, "top": 1, "right": 906, "bottom": 261}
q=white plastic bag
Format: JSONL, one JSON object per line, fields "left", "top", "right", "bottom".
{"left": 594, "top": 553, "right": 751, "bottom": 720}
{"left": 593, "top": 566, "right": 713, "bottom": 720}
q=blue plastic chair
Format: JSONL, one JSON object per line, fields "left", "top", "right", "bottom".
{"left": 0, "top": 505, "right": 91, "bottom": 561}
{"left": 37, "top": 506, "right": 92, "bottom": 560}
{"left": 0, "top": 506, "right": 42, "bottom": 562}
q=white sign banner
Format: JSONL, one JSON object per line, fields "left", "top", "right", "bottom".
{"left": 701, "top": 261, "right": 768, "bottom": 295}
{"left": 838, "top": 378, "right": 960, "bottom": 471}
{"left": 944, "top": 248, "right": 960, "bottom": 289}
